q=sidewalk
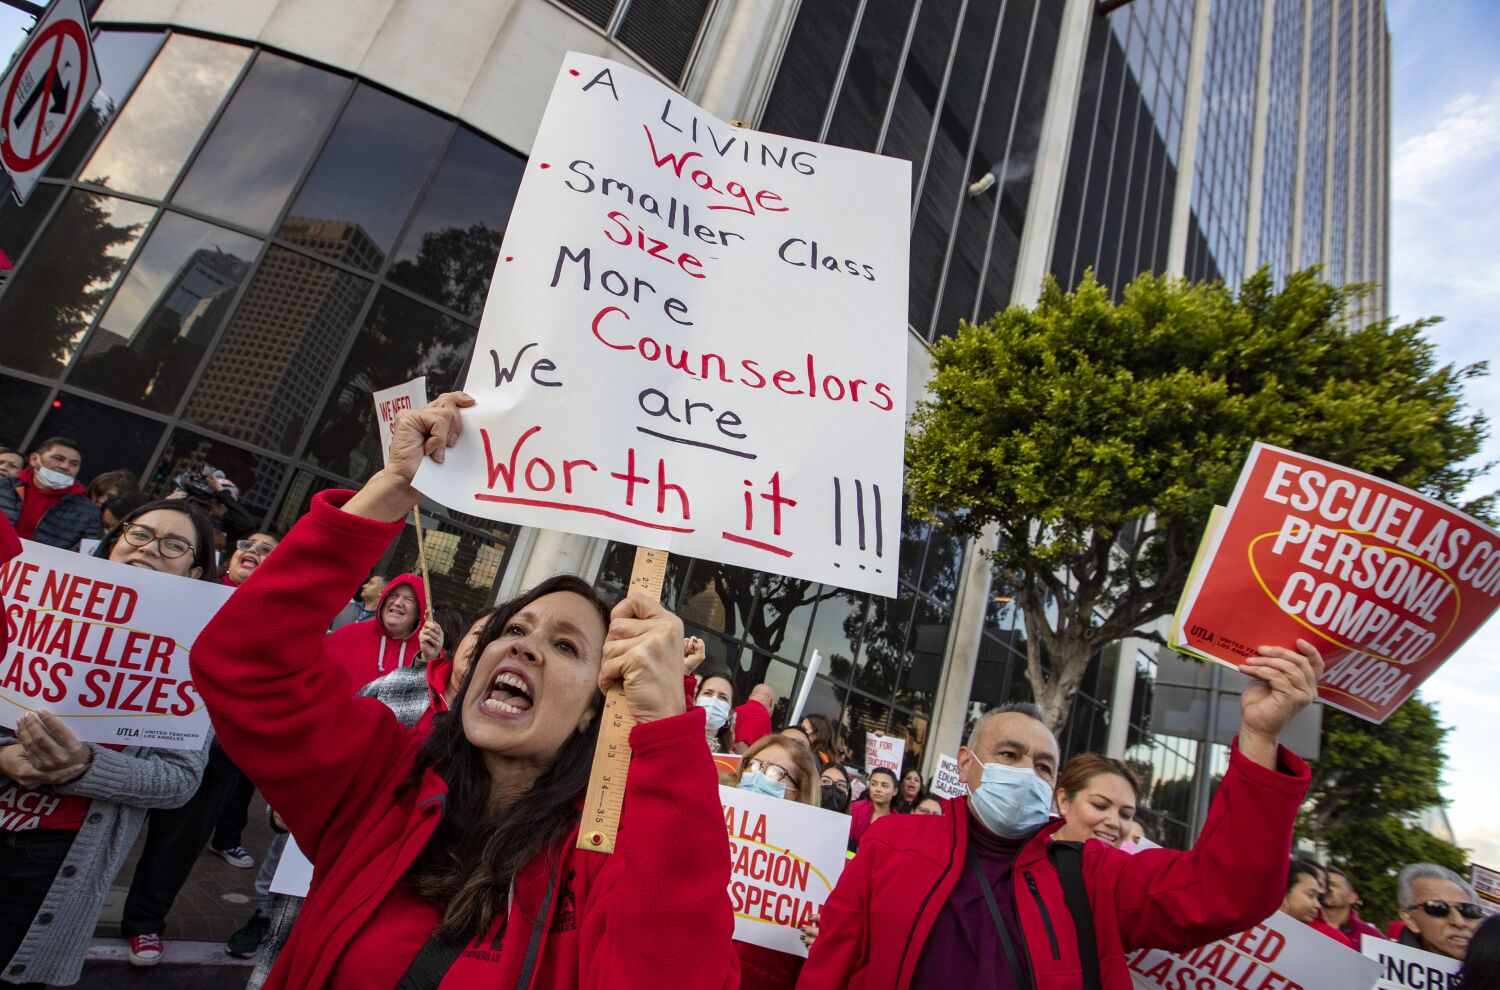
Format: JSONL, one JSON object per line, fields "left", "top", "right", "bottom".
{"left": 75, "top": 794, "right": 275, "bottom": 984}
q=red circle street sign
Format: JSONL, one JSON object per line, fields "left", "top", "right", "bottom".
{"left": 2, "top": 18, "right": 93, "bottom": 172}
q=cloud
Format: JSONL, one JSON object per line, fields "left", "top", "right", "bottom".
{"left": 1393, "top": 85, "right": 1500, "bottom": 206}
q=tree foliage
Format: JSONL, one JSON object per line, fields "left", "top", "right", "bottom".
{"left": 905, "top": 268, "right": 1491, "bottom": 728}
{"left": 1299, "top": 698, "right": 1469, "bottom": 924}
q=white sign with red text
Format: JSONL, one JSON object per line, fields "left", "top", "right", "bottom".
{"left": 1129, "top": 910, "right": 1378, "bottom": 990}
{"left": 413, "top": 54, "right": 910, "bottom": 596}
{"left": 864, "top": 733, "right": 904, "bottom": 774}
{"left": 372, "top": 377, "right": 428, "bottom": 467}
{"left": 721, "top": 784, "right": 847, "bottom": 957}
{"left": 0, "top": 540, "right": 231, "bottom": 748}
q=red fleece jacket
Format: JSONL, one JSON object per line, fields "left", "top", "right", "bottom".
{"left": 190, "top": 490, "right": 739, "bottom": 990}
{"left": 799, "top": 742, "right": 1310, "bottom": 990}
{"left": 322, "top": 572, "right": 427, "bottom": 690}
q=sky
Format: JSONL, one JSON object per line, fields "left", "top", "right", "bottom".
{"left": 1384, "top": 0, "right": 1500, "bottom": 869}
{"left": 1, "top": 1, "right": 1497, "bottom": 861}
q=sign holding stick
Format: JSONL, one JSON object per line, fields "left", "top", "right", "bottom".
{"left": 787, "top": 649, "right": 821, "bottom": 726}
{"left": 1172, "top": 443, "right": 1500, "bottom": 722}
{"left": 0, "top": 540, "right": 231, "bottom": 748}
{"left": 412, "top": 53, "right": 910, "bottom": 598}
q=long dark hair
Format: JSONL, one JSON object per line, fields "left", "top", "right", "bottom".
{"left": 401, "top": 574, "right": 613, "bottom": 941}
{"left": 1459, "top": 915, "right": 1500, "bottom": 989}
{"left": 94, "top": 499, "right": 218, "bottom": 581}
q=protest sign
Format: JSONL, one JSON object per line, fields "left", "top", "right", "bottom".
{"left": 1361, "top": 933, "right": 1460, "bottom": 990}
{"left": 721, "top": 784, "right": 846, "bottom": 956}
{"left": 270, "top": 835, "right": 314, "bottom": 898}
{"left": 1129, "top": 910, "right": 1377, "bottom": 990}
{"left": 929, "top": 752, "right": 966, "bottom": 799}
{"left": 1172, "top": 443, "right": 1500, "bottom": 722}
{"left": 372, "top": 377, "right": 428, "bottom": 467}
{"left": 412, "top": 54, "right": 910, "bottom": 597}
{"left": 1473, "top": 862, "right": 1500, "bottom": 914}
{"left": 0, "top": 540, "right": 231, "bottom": 748}
{"left": 864, "top": 733, "right": 904, "bottom": 774}
{"left": 712, "top": 752, "right": 742, "bottom": 778}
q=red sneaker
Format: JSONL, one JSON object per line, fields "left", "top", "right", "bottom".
{"left": 128, "top": 933, "right": 163, "bottom": 967}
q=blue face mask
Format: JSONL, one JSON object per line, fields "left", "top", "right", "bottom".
{"left": 738, "top": 771, "right": 787, "bottom": 799}
{"left": 696, "top": 695, "right": 730, "bottom": 731}
{"left": 967, "top": 761, "right": 1054, "bottom": 839}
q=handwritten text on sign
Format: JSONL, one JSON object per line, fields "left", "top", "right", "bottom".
{"left": 413, "top": 54, "right": 910, "bottom": 596}
{"left": 373, "top": 377, "right": 427, "bottom": 467}
{"left": 1173, "top": 443, "right": 1500, "bottom": 722}
{"left": 722, "top": 784, "right": 847, "bottom": 957}
{"left": 0, "top": 540, "right": 231, "bottom": 748}
{"left": 864, "top": 734, "right": 904, "bottom": 774}
{"left": 1129, "top": 910, "right": 1377, "bottom": 990}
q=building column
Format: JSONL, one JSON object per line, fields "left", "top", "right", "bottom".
{"left": 496, "top": 527, "right": 608, "bottom": 601}
{"left": 1241, "top": 0, "right": 1277, "bottom": 274}
{"left": 1321, "top": 0, "right": 1339, "bottom": 269}
{"left": 1165, "top": 0, "right": 1212, "bottom": 277}
{"left": 1289, "top": 0, "right": 1313, "bottom": 271}
{"left": 1010, "top": 0, "right": 1098, "bottom": 304}
{"left": 923, "top": 526, "right": 998, "bottom": 776}
{"left": 925, "top": 0, "right": 1095, "bottom": 775}
{"left": 684, "top": 0, "right": 800, "bottom": 123}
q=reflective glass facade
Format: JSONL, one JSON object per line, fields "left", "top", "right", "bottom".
{"left": 1052, "top": 0, "right": 1195, "bottom": 294}
{"left": 760, "top": 0, "right": 1065, "bottom": 340}
{"left": 0, "top": 29, "right": 523, "bottom": 613}
{"left": 1258, "top": 0, "right": 1304, "bottom": 286}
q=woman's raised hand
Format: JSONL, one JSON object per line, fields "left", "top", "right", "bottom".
{"left": 346, "top": 392, "right": 474, "bottom": 523}
{"left": 600, "top": 594, "right": 688, "bottom": 724}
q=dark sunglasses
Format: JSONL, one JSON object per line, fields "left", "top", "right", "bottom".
{"left": 1406, "top": 899, "right": 1486, "bottom": 921}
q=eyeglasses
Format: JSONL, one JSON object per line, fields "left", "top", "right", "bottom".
{"left": 745, "top": 759, "right": 800, "bottom": 792}
{"left": 122, "top": 524, "right": 195, "bottom": 559}
{"left": 820, "top": 777, "right": 850, "bottom": 794}
{"left": 236, "top": 539, "right": 276, "bottom": 557}
{"left": 1406, "top": 900, "right": 1486, "bottom": 921}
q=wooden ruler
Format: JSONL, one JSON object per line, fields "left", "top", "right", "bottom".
{"left": 577, "top": 545, "right": 669, "bottom": 854}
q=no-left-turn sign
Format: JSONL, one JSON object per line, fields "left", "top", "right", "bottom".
{"left": 0, "top": 0, "right": 100, "bottom": 204}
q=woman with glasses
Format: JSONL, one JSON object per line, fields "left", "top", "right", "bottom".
{"left": 220, "top": 532, "right": 280, "bottom": 587}
{"left": 0, "top": 501, "right": 216, "bottom": 987}
{"left": 818, "top": 763, "right": 851, "bottom": 814}
{"left": 732, "top": 733, "right": 822, "bottom": 990}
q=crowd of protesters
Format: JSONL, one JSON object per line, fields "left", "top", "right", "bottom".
{"left": 1, "top": 410, "right": 1495, "bottom": 990}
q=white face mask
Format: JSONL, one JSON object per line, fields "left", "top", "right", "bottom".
{"left": 34, "top": 465, "right": 76, "bottom": 489}
{"left": 967, "top": 761, "right": 1054, "bottom": 839}
{"left": 696, "top": 695, "right": 731, "bottom": 731}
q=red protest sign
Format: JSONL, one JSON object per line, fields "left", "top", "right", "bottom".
{"left": 1173, "top": 443, "right": 1500, "bottom": 723}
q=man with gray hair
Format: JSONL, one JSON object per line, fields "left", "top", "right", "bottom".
{"left": 802, "top": 639, "right": 1324, "bottom": 990}
{"left": 1396, "top": 863, "right": 1483, "bottom": 960}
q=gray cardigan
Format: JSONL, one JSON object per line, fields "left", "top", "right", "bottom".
{"left": 0, "top": 737, "right": 208, "bottom": 987}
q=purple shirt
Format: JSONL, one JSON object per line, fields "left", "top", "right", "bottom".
{"left": 910, "top": 809, "right": 1032, "bottom": 990}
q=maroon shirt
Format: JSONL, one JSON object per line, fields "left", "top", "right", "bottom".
{"left": 910, "top": 808, "right": 1031, "bottom": 990}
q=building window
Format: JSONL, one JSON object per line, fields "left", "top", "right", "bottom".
{"left": 553, "top": 0, "right": 714, "bottom": 84}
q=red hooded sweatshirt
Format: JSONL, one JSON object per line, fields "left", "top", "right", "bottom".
{"left": 189, "top": 490, "right": 739, "bottom": 990}
{"left": 323, "top": 573, "right": 427, "bottom": 690}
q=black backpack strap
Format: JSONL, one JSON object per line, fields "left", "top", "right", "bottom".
{"left": 1050, "top": 841, "right": 1102, "bottom": 990}
{"left": 395, "top": 930, "right": 467, "bottom": 990}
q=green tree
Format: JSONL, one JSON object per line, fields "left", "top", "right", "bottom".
{"left": 905, "top": 268, "right": 1490, "bottom": 729}
{"left": 1299, "top": 698, "right": 1469, "bottom": 926}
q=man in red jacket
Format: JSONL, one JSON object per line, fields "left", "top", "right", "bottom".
{"left": 322, "top": 573, "right": 443, "bottom": 689}
{"left": 799, "top": 639, "right": 1322, "bottom": 990}
{"left": 1309, "top": 867, "right": 1385, "bottom": 949}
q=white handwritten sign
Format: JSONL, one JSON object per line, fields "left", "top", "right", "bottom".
{"left": 929, "top": 752, "right": 966, "bottom": 799}
{"left": 372, "top": 377, "right": 428, "bottom": 467}
{"left": 414, "top": 54, "right": 910, "bottom": 596}
{"left": 864, "top": 733, "right": 904, "bottom": 774}
{"left": 722, "top": 784, "right": 847, "bottom": 957}
{"left": 0, "top": 540, "right": 231, "bottom": 748}
{"left": 1361, "top": 934, "right": 1461, "bottom": 990}
{"left": 1130, "top": 911, "right": 1377, "bottom": 990}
